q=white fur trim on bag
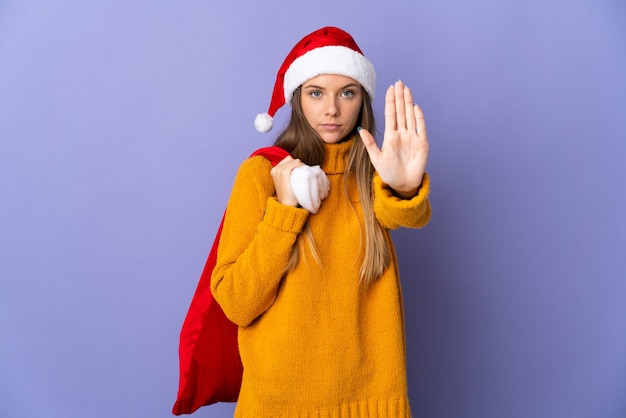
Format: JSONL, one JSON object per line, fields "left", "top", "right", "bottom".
{"left": 290, "top": 165, "right": 330, "bottom": 214}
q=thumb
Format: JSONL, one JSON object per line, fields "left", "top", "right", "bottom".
{"left": 357, "top": 127, "right": 381, "bottom": 163}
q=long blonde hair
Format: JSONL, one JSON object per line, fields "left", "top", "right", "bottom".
{"left": 273, "top": 87, "right": 390, "bottom": 288}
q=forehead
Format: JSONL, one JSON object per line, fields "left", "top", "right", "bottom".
{"left": 302, "top": 74, "right": 360, "bottom": 88}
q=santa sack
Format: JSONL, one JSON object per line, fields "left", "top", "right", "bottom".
{"left": 172, "top": 146, "right": 290, "bottom": 415}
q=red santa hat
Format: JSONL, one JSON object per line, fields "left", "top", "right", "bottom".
{"left": 254, "top": 26, "right": 376, "bottom": 133}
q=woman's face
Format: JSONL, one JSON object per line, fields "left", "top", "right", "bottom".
{"left": 300, "top": 74, "right": 363, "bottom": 144}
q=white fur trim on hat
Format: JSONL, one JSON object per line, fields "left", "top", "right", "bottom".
{"left": 283, "top": 45, "right": 376, "bottom": 104}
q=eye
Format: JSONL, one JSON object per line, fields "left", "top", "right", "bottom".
{"left": 341, "top": 90, "right": 355, "bottom": 98}
{"left": 309, "top": 90, "right": 322, "bottom": 98}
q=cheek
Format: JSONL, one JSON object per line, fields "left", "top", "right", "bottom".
{"left": 300, "top": 100, "right": 317, "bottom": 123}
{"left": 346, "top": 102, "right": 362, "bottom": 124}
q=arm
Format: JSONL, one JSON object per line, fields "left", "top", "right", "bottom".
{"left": 373, "top": 171, "right": 431, "bottom": 230}
{"left": 211, "top": 156, "right": 309, "bottom": 326}
{"left": 360, "top": 80, "right": 432, "bottom": 229}
{"left": 358, "top": 80, "right": 429, "bottom": 198}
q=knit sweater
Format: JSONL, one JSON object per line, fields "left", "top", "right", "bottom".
{"left": 211, "top": 137, "right": 431, "bottom": 417}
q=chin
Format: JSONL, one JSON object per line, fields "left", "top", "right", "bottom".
{"left": 320, "top": 138, "right": 341, "bottom": 144}
{"left": 319, "top": 133, "right": 348, "bottom": 144}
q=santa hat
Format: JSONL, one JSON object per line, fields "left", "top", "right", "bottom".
{"left": 254, "top": 26, "right": 376, "bottom": 133}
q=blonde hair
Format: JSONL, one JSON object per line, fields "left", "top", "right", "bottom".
{"left": 273, "top": 87, "right": 390, "bottom": 288}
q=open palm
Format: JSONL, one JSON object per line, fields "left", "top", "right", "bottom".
{"left": 359, "top": 80, "right": 429, "bottom": 198}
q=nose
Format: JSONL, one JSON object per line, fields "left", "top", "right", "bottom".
{"left": 325, "top": 97, "right": 339, "bottom": 116}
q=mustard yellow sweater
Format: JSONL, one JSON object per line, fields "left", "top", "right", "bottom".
{"left": 211, "top": 138, "right": 431, "bottom": 417}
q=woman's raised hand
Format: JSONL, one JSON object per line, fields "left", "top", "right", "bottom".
{"left": 358, "top": 80, "right": 429, "bottom": 198}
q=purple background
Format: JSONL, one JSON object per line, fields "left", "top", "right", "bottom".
{"left": 1, "top": 1, "right": 625, "bottom": 417}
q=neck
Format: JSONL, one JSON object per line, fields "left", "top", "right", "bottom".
{"left": 321, "top": 135, "right": 354, "bottom": 174}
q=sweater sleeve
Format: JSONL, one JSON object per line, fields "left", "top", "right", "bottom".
{"left": 211, "top": 156, "right": 309, "bottom": 327}
{"left": 373, "top": 172, "right": 432, "bottom": 230}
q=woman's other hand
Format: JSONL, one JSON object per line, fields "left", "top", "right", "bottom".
{"left": 271, "top": 156, "right": 304, "bottom": 207}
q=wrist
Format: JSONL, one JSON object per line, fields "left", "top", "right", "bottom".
{"left": 391, "top": 187, "right": 419, "bottom": 199}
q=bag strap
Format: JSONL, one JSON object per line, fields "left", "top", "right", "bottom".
{"left": 249, "top": 146, "right": 291, "bottom": 165}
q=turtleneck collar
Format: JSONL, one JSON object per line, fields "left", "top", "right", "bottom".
{"left": 321, "top": 135, "right": 355, "bottom": 175}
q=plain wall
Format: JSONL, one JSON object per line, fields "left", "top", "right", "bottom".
{"left": 1, "top": 1, "right": 625, "bottom": 417}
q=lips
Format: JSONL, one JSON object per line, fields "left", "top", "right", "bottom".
{"left": 321, "top": 123, "right": 342, "bottom": 131}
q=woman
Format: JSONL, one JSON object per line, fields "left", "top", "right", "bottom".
{"left": 211, "top": 26, "right": 431, "bottom": 417}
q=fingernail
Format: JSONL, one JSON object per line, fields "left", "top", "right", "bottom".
{"left": 357, "top": 126, "right": 362, "bottom": 132}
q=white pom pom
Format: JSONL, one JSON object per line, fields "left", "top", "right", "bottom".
{"left": 254, "top": 113, "right": 274, "bottom": 133}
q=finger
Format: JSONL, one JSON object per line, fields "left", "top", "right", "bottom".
{"left": 394, "top": 80, "right": 407, "bottom": 131}
{"left": 275, "top": 155, "right": 294, "bottom": 167}
{"left": 404, "top": 85, "right": 417, "bottom": 133}
{"left": 357, "top": 127, "right": 381, "bottom": 165}
{"left": 272, "top": 156, "right": 302, "bottom": 176}
{"left": 285, "top": 159, "right": 304, "bottom": 174}
{"left": 278, "top": 157, "right": 303, "bottom": 170}
{"left": 413, "top": 103, "right": 428, "bottom": 140}
{"left": 383, "top": 84, "right": 396, "bottom": 134}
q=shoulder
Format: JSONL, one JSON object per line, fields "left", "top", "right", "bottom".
{"left": 237, "top": 153, "right": 275, "bottom": 176}
{"left": 231, "top": 153, "right": 275, "bottom": 195}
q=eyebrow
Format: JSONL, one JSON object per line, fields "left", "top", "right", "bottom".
{"left": 303, "top": 83, "right": 360, "bottom": 90}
